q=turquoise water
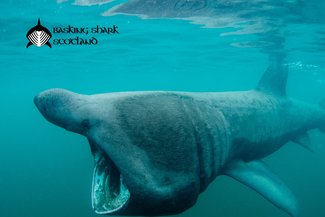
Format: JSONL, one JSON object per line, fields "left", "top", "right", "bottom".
{"left": 1, "top": 1, "right": 325, "bottom": 217}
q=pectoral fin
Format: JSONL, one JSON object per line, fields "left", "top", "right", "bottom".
{"left": 223, "top": 160, "right": 298, "bottom": 217}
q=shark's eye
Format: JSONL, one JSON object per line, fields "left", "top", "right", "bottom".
{"left": 81, "top": 119, "right": 90, "bottom": 128}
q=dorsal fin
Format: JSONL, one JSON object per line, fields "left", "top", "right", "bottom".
{"left": 257, "top": 54, "right": 288, "bottom": 96}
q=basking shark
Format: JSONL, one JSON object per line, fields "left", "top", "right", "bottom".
{"left": 34, "top": 60, "right": 325, "bottom": 216}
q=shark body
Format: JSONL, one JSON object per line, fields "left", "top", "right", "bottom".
{"left": 34, "top": 61, "right": 325, "bottom": 216}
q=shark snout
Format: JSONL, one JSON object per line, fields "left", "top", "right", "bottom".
{"left": 34, "top": 91, "right": 49, "bottom": 118}
{"left": 34, "top": 88, "right": 90, "bottom": 134}
{"left": 34, "top": 94, "right": 41, "bottom": 108}
{"left": 34, "top": 88, "right": 73, "bottom": 124}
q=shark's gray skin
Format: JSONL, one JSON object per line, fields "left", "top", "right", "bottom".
{"left": 34, "top": 62, "right": 325, "bottom": 216}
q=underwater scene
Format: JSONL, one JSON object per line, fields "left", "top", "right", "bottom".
{"left": 1, "top": 1, "right": 325, "bottom": 217}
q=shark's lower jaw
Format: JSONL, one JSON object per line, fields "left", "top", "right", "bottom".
{"left": 92, "top": 148, "right": 130, "bottom": 214}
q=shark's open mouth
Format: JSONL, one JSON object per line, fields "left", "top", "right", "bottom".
{"left": 91, "top": 147, "right": 130, "bottom": 214}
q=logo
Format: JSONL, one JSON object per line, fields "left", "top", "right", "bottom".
{"left": 25, "top": 19, "right": 119, "bottom": 48}
{"left": 26, "top": 19, "right": 52, "bottom": 48}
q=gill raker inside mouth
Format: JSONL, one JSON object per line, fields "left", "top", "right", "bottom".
{"left": 91, "top": 147, "right": 130, "bottom": 214}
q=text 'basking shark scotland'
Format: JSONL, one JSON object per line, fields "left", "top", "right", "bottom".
{"left": 34, "top": 58, "right": 325, "bottom": 216}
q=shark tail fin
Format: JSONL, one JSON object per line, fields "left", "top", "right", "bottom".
{"left": 257, "top": 54, "right": 288, "bottom": 96}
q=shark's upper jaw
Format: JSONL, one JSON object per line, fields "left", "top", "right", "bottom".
{"left": 91, "top": 146, "right": 130, "bottom": 214}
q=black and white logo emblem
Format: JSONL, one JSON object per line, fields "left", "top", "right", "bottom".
{"left": 26, "top": 19, "right": 52, "bottom": 48}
